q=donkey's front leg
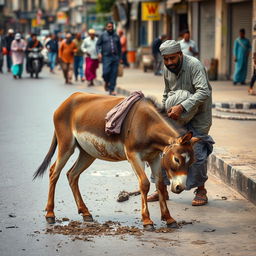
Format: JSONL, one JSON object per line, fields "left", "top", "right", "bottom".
{"left": 126, "top": 152, "right": 154, "bottom": 231}
{"left": 149, "top": 157, "right": 178, "bottom": 228}
{"left": 157, "top": 180, "right": 178, "bottom": 228}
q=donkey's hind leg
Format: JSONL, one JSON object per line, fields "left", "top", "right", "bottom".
{"left": 67, "top": 150, "right": 95, "bottom": 222}
{"left": 45, "top": 144, "right": 75, "bottom": 224}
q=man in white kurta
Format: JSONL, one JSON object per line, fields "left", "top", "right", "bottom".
{"left": 11, "top": 33, "right": 26, "bottom": 78}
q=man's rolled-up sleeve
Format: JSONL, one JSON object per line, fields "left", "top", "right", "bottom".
{"left": 181, "top": 65, "right": 211, "bottom": 112}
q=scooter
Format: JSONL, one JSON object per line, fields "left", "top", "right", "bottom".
{"left": 28, "top": 48, "right": 44, "bottom": 78}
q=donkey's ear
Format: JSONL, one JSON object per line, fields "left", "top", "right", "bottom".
{"left": 178, "top": 131, "right": 193, "bottom": 144}
{"left": 191, "top": 137, "right": 201, "bottom": 145}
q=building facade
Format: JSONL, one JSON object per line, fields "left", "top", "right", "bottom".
{"left": 115, "top": 0, "right": 255, "bottom": 81}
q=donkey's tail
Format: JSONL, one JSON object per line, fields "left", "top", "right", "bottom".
{"left": 33, "top": 132, "right": 57, "bottom": 180}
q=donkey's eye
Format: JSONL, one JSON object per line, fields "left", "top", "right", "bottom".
{"left": 174, "top": 157, "right": 180, "bottom": 164}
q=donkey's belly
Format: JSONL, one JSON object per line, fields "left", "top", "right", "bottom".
{"left": 73, "top": 131, "right": 126, "bottom": 161}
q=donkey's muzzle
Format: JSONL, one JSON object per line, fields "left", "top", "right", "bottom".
{"left": 171, "top": 175, "right": 187, "bottom": 194}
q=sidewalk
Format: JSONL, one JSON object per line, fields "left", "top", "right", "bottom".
{"left": 109, "top": 68, "right": 256, "bottom": 205}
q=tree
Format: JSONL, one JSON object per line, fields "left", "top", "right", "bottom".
{"left": 96, "top": 0, "right": 116, "bottom": 13}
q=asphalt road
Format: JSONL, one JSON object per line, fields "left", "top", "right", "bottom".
{"left": 0, "top": 68, "right": 255, "bottom": 256}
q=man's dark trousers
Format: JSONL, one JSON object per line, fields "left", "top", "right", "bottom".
{"left": 102, "top": 55, "right": 119, "bottom": 93}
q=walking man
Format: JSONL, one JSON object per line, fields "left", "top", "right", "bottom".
{"left": 59, "top": 33, "right": 77, "bottom": 84}
{"left": 81, "top": 29, "right": 99, "bottom": 86}
{"left": 152, "top": 34, "right": 167, "bottom": 76}
{"left": 0, "top": 29, "right": 5, "bottom": 73}
{"left": 179, "top": 30, "right": 198, "bottom": 57}
{"left": 233, "top": 28, "right": 251, "bottom": 85}
{"left": 147, "top": 40, "right": 214, "bottom": 206}
{"left": 4, "top": 28, "right": 15, "bottom": 72}
{"left": 73, "top": 33, "right": 85, "bottom": 82}
{"left": 11, "top": 33, "right": 26, "bottom": 79}
{"left": 118, "top": 29, "right": 129, "bottom": 67}
{"left": 96, "top": 22, "right": 121, "bottom": 95}
{"left": 46, "top": 34, "right": 59, "bottom": 73}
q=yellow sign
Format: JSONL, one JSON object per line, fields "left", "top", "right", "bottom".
{"left": 57, "top": 11, "right": 68, "bottom": 24}
{"left": 141, "top": 2, "right": 160, "bottom": 21}
{"left": 32, "top": 19, "right": 45, "bottom": 27}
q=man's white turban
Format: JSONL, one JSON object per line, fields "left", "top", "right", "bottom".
{"left": 159, "top": 40, "right": 181, "bottom": 56}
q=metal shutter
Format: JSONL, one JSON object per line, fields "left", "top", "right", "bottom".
{"left": 230, "top": 1, "right": 252, "bottom": 81}
{"left": 199, "top": 0, "right": 216, "bottom": 69}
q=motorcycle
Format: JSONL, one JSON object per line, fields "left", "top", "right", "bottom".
{"left": 27, "top": 48, "right": 44, "bottom": 78}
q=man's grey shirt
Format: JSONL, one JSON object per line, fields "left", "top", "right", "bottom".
{"left": 163, "top": 54, "right": 212, "bottom": 135}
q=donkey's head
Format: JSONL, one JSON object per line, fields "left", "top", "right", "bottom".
{"left": 161, "top": 132, "right": 200, "bottom": 194}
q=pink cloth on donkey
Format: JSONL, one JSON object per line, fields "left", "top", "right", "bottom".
{"left": 105, "top": 91, "right": 144, "bottom": 135}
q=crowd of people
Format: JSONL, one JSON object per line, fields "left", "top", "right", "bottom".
{"left": 0, "top": 22, "right": 129, "bottom": 95}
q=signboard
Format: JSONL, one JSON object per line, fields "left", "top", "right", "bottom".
{"left": 57, "top": 11, "right": 68, "bottom": 24}
{"left": 32, "top": 19, "right": 46, "bottom": 27}
{"left": 141, "top": 2, "right": 160, "bottom": 21}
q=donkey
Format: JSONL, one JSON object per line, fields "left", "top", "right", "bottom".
{"left": 34, "top": 92, "right": 199, "bottom": 230}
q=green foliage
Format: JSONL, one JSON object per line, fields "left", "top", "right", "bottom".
{"left": 96, "top": 0, "right": 116, "bottom": 13}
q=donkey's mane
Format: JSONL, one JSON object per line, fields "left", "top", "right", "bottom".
{"left": 144, "top": 97, "right": 187, "bottom": 137}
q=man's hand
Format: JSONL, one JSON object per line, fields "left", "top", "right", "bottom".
{"left": 167, "top": 104, "right": 184, "bottom": 120}
{"left": 98, "top": 53, "right": 102, "bottom": 62}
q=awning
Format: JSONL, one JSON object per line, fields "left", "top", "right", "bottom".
{"left": 167, "top": 0, "right": 182, "bottom": 8}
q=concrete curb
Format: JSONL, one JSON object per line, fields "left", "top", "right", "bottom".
{"left": 208, "top": 149, "right": 256, "bottom": 205}
{"left": 116, "top": 86, "right": 256, "bottom": 109}
{"left": 212, "top": 102, "right": 256, "bottom": 109}
{"left": 116, "top": 85, "right": 256, "bottom": 205}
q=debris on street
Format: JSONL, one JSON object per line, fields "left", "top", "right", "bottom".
{"left": 117, "top": 190, "right": 141, "bottom": 202}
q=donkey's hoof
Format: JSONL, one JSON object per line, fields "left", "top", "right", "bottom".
{"left": 46, "top": 216, "right": 56, "bottom": 224}
{"left": 143, "top": 224, "right": 155, "bottom": 231}
{"left": 83, "top": 215, "right": 94, "bottom": 222}
{"left": 167, "top": 221, "right": 179, "bottom": 229}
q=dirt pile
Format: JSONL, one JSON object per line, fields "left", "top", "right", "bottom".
{"left": 45, "top": 220, "right": 143, "bottom": 241}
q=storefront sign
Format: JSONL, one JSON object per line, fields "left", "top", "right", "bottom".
{"left": 57, "top": 11, "right": 68, "bottom": 24}
{"left": 141, "top": 2, "right": 160, "bottom": 21}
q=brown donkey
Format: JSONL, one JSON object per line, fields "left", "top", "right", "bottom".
{"left": 34, "top": 92, "right": 199, "bottom": 230}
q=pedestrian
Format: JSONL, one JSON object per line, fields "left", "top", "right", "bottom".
{"left": 73, "top": 33, "right": 85, "bottom": 82}
{"left": 179, "top": 29, "right": 198, "bottom": 57}
{"left": 46, "top": 34, "right": 59, "bottom": 73}
{"left": 96, "top": 21, "right": 121, "bottom": 96}
{"left": 81, "top": 29, "right": 99, "bottom": 86}
{"left": 58, "top": 33, "right": 77, "bottom": 84}
{"left": 248, "top": 52, "right": 256, "bottom": 95}
{"left": 152, "top": 34, "right": 167, "bottom": 76}
{"left": 233, "top": 28, "right": 251, "bottom": 85}
{"left": 118, "top": 29, "right": 129, "bottom": 68}
{"left": 26, "top": 33, "right": 43, "bottom": 74}
{"left": 4, "top": 28, "right": 15, "bottom": 72}
{"left": 10, "top": 33, "right": 26, "bottom": 79}
{"left": 147, "top": 40, "right": 214, "bottom": 206}
{"left": 0, "top": 29, "right": 5, "bottom": 73}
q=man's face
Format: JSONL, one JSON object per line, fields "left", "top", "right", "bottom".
{"left": 76, "top": 33, "right": 81, "bottom": 40}
{"left": 239, "top": 31, "right": 245, "bottom": 38}
{"left": 183, "top": 32, "right": 190, "bottom": 41}
{"left": 163, "top": 52, "right": 182, "bottom": 72}
{"left": 89, "top": 33, "right": 95, "bottom": 39}
{"left": 32, "top": 35, "right": 37, "bottom": 41}
{"left": 106, "top": 23, "right": 114, "bottom": 32}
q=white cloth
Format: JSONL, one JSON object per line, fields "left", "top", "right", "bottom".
{"left": 81, "top": 37, "right": 98, "bottom": 59}
{"left": 179, "top": 39, "right": 198, "bottom": 56}
{"left": 165, "top": 90, "right": 199, "bottom": 126}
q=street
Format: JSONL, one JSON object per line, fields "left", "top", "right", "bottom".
{"left": 0, "top": 68, "right": 256, "bottom": 256}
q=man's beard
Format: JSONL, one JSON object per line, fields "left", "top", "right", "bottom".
{"left": 66, "top": 39, "right": 72, "bottom": 44}
{"left": 107, "top": 30, "right": 114, "bottom": 35}
{"left": 166, "top": 56, "right": 182, "bottom": 73}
